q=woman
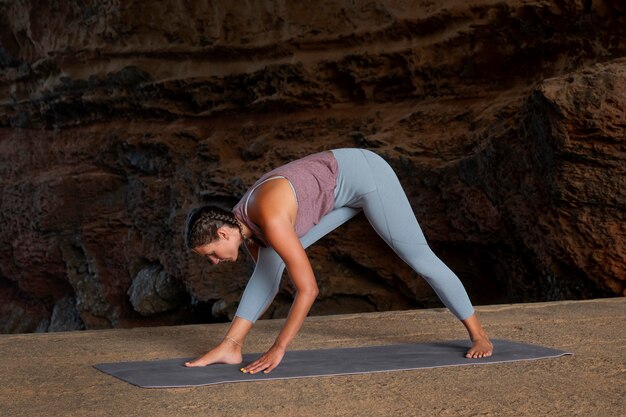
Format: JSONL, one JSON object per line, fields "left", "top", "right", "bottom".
{"left": 184, "top": 148, "right": 493, "bottom": 374}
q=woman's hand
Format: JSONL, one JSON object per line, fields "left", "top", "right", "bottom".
{"left": 241, "top": 344, "right": 286, "bottom": 374}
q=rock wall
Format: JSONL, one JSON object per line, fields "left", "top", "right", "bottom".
{"left": 0, "top": 0, "right": 624, "bottom": 333}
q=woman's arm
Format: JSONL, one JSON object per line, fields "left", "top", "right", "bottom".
{"left": 264, "top": 216, "right": 319, "bottom": 349}
{"left": 241, "top": 215, "right": 319, "bottom": 375}
{"left": 241, "top": 179, "right": 319, "bottom": 374}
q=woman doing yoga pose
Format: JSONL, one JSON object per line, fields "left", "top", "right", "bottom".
{"left": 184, "top": 148, "right": 493, "bottom": 374}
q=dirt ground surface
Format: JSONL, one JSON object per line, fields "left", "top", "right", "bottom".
{"left": 1, "top": 298, "right": 624, "bottom": 417}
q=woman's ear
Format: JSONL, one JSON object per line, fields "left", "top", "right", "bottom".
{"left": 217, "top": 226, "right": 229, "bottom": 240}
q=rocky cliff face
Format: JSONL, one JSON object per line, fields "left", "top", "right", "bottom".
{"left": 0, "top": 0, "right": 624, "bottom": 333}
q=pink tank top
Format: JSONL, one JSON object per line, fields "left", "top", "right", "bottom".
{"left": 233, "top": 151, "right": 338, "bottom": 247}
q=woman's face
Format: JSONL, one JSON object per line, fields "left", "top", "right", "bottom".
{"left": 192, "top": 226, "right": 241, "bottom": 265}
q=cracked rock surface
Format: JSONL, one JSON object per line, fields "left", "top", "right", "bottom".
{"left": 0, "top": 0, "right": 624, "bottom": 333}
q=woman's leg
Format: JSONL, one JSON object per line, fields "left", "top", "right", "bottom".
{"left": 234, "top": 246, "right": 286, "bottom": 324}
{"left": 332, "top": 148, "right": 492, "bottom": 357}
{"left": 336, "top": 149, "right": 475, "bottom": 320}
{"left": 234, "top": 206, "right": 361, "bottom": 323}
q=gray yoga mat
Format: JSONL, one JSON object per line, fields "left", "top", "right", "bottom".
{"left": 94, "top": 339, "right": 572, "bottom": 388}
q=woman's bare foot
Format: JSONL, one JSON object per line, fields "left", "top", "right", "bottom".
{"left": 184, "top": 341, "right": 243, "bottom": 367}
{"left": 461, "top": 313, "right": 494, "bottom": 359}
{"left": 466, "top": 337, "right": 493, "bottom": 359}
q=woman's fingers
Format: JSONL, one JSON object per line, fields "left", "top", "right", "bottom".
{"left": 241, "top": 346, "right": 285, "bottom": 374}
{"left": 241, "top": 358, "right": 272, "bottom": 374}
{"left": 241, "top": 348, "right": 285, "bottom": 374}
{"left": 241, "top": 356, "right": 266, "bottom": 373}
{"left": 263, "top": 362, "right": 278, "bottom": 373}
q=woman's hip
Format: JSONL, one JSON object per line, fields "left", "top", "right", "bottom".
{"left": 331, "top": 148, "right": 383, "bottom": 208}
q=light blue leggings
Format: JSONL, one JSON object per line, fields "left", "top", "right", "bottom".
{"left": 234, "top": 148, "right": 475, "bottom": 323}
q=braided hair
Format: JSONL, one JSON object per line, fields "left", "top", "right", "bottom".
{"left": 184, "top": 205, "right": 245, "bottom": 249}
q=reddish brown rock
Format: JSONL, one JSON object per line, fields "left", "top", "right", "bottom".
{"left": 0, "top": 0, "right": 624, "bottom": 333}
{"left": 503, "top": 59, "right": 626, "bottom": 297}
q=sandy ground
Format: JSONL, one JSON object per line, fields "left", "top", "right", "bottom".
{"left": 0, "top": 298, "right": 624, "bottom": 417}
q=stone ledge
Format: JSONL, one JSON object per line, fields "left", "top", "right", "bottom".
{"left": 1, "top": 298, "right": 624, "bottom": 417}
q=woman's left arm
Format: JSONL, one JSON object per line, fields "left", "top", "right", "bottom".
{"left": 242, "top": 216, "right": 319, "bottom": 374}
